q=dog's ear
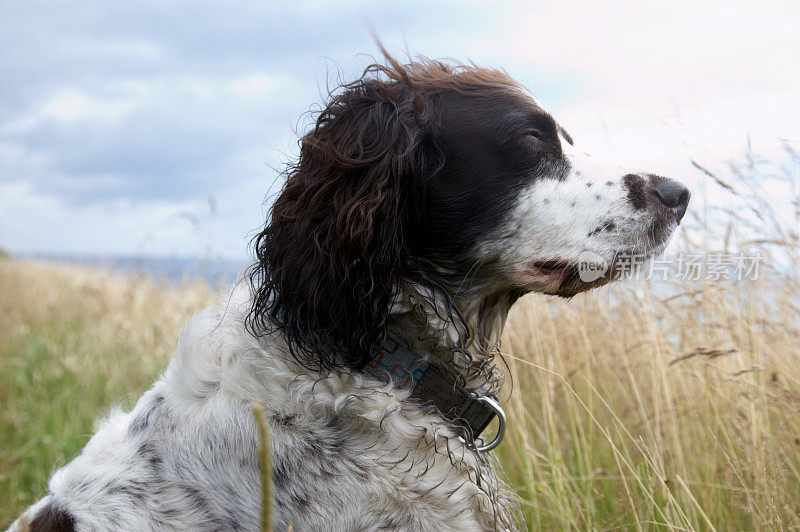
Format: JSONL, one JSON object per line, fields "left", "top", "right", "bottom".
{"left": 248, "top": 75, "right": 441, "bottom": 370}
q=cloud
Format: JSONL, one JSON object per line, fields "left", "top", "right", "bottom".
{"left": 0, "top": 0, "right": 797, "bottom": 259}
{"left": 473, "top": 1, "right": 800, "bottom": 99}
{"left": 0, "top": 1, "right": 482, "bottom": 206}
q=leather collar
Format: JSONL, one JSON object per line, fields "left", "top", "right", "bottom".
{"left": 363, "top": 339, "right": 506, "bottom": 452}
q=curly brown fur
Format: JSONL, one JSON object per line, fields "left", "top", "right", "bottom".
{"left": 247, "top": 52, "right": 522, "bottom": 373}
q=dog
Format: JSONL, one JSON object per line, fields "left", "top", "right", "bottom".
{"left": 10, "top": 51, "right": 689, "bottom": 531}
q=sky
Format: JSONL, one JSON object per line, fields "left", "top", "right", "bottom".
{"left": 1, "top": 0, "right": 798, "bottom": 261}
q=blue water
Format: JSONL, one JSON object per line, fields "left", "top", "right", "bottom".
{"left": 23, "top": 254, "right": 250, "bottom": 288}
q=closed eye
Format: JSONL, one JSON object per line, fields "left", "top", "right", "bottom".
{"left": 525, "top": 129, "right": 558, "bottom": 150}
{"left": 526, "top": 129, "right": 545, "bottom": 140}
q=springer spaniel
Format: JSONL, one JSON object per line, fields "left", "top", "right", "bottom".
{"left": 11, "top": 51, "right": 689, "bottom": 531}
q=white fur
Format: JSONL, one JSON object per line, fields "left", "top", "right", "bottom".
{"left": 479, "top": 129, "right": 673, "bottom": 291}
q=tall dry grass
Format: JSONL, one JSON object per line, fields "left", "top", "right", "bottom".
{"left": 494, "top": 143, "right": 800, "bottom": 529}
{"left": 1, "top": 144, "right": 798, "bottom": 529}
{"left": 0, "top": 261, "right": 215, "bottom": 525}
{"left": 497, "top": 273, "right": 800, "bottom": 529}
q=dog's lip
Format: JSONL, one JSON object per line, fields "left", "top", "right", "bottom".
{"left": 530, "top": 260, "right": 574, "bottom": 276}
{"left": 525, "top": 258, "right": 603, "bottom": 297}
{"left": 526, "top": 260, "right": 578, "bottom": 286}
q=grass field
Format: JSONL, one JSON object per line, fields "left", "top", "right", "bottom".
{"left": 2, "top": 152, "right": 799, "bottom": 530}
{"left": 0, "top": 260, "right": 214, "bottom": 527}
{"left": 2, "top": 256, "right": 798, "bottom": 530}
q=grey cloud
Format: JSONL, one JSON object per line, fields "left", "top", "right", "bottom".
{"left": 0, "top": 1, "right": 491, "bottom": 206}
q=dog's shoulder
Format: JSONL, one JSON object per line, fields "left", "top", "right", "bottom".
{"left": 16, "top": 285, "right": 271, "bottom": 530}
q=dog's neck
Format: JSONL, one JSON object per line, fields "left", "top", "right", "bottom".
{"left": 387, "top": 281, "right": 520, "bottom": 390}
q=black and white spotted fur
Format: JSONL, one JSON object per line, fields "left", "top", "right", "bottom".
{"left": 10, "top": 53, "right": 689, "bottom": 532}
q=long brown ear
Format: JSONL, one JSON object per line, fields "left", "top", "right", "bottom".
{"left": 247, "top": 67, "right": 443, "bottom": 370}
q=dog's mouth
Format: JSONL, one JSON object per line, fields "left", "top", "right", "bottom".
{"left": 529, "top": 260, "right": 577, "bottom": 281}
{"left": 521, "top": 222, "right": 680, "bottom": 297}
{"left": 526, "top": 246, "right": 669, "bottom": 297}
{"left": 527, "top": 259, "right": 608, "bottom": 297}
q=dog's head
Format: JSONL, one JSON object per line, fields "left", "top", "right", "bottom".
{"left": 249, "top": 53, "right": 690, "bottom": 370}
{"left": 426, "top": 85, "right": 690, "bottom": 297}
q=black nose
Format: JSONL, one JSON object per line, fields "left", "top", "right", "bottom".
{"left": 650, "top": 178, "right": 690, "bottom": 223}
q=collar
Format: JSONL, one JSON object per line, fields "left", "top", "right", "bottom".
{"left": 363, "top": 339, "right": 506, "bottom": 452}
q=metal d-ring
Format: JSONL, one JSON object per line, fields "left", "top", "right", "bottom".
{"left": 473, "top": 395, "right": 506, "bottom": 453}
